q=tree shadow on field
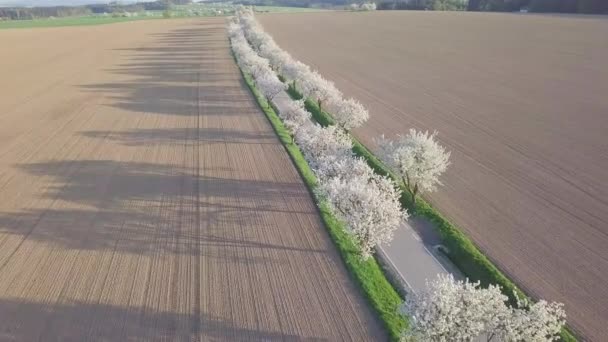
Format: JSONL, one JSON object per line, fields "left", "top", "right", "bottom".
{"left": 79, "top": 22, "right": 254, "bottom": 117}
{"left": 0, "top": 22, "right": 354, "bottom": 341}
{"left": 0, "top": 159, "right": 323, "bottom": 257}
{"left": 0, "top": 21, "right": 338, "bottom": 270}
{"left": 0, "top": 298, "right": 313, "bottom": 341}
{"left": 81, "top": 127, "right": 277, "bottom": 146}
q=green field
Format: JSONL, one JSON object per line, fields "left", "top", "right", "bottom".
{"left": 0, "top": 16, "right": 159, "bottom": 29}
{"left": 0, "top": 5, "right": 327, "bottom": 30}
{"left": 0, "top": 3, "right": 220, "bottom": 30}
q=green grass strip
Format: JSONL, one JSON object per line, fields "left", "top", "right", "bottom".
{"left": 286, "top": 84, "right": 578, "bottom": 342}
{"left": 0, "top": 12, "right": 227, "bottom": 30}
{"left": 238, "top": 69, "right": 407, "bottom": 341}
{"left": 0, "top": 16, "right": 161, "bottom": 29}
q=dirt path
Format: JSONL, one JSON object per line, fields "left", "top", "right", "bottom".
{"left": 258, "top": 11, "right": 608, "bottom": 340}
{"left": 0, "top": 18, "right": 385, "bottom": 340}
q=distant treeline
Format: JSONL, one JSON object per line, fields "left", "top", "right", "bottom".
{"left": 235, "top": 0, "right": 332, "bottom": 7}
{"left": 0, "top": 6, "right": 92, "bottom": 20}
{"left": 377, "top": 0, "right": 465, "bottom": 10}
{"left": 2, "top": 0, "right": 606, "bottom": 20}
{"left": 236, "top": 0, "right": 608, "bottom": 13}
{"left": 469, "top": 0, "right": 608, "bottom": 13}
{"left": 377, "top": 0, "right": 608, "bottom": 13}
{"left": 87, "top": 1, "right": 171, "bottom": 14}
{"left": 0, "top": 0, "right": 191, "bottom": 20}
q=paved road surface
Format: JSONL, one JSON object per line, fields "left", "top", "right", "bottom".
{"left": 380, "top": 219, "right": 453, "bottom": 294}
{"left": 273, "top": 92, "right": 451, "bottom": 295}
{"left": 258, "top": 11, "right": 608, "bottom": 340}
{"left": 0, "top": 18, "right": 385, "bottom": 340}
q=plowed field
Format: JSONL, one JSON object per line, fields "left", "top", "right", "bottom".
{"left": 258, "top": 11, "right": 608, "bottom": 340}
{"left": 0, "top": 18, "right": 384, "bottom": 340}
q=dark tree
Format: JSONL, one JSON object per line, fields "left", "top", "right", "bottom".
{"left": 468, "top": 0, "right": 482, "bottom": 10}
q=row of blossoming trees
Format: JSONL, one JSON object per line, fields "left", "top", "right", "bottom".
{"left": 229, "top": 7, "right": 566, "bottom": 341}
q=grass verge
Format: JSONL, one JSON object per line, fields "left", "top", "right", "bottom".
{"left": 239, "top": 69, "right": 406, "bottom": 341}
{"left": 0, "top": 9, "right": 227, "bottom": 30}
{"left": 0, "top": 16, "right": 160, "bottom": 29}
{"left": 287, "top": 84, "right": 578, "bottom": 342}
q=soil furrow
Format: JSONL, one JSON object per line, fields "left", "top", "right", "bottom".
{"left": 0, "top": 18, "right": 384, "bottom": 341}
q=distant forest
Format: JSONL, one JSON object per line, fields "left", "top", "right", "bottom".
{"left": 239, "top": 0, "right": 608, "bottom": 14}
{"left": 0, "top": 0, "right": 190, "bottom": 20}
{"left": 467, "top": 0, "right": 607, "bottom": 13}
{"left": 0, "top": 6, "right": 91, "bottom": 19}
{"left": 1, "top": 0, "right": 607, "bottom": 21}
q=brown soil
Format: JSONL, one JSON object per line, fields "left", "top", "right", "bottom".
{"left": 0, "top": 18, "right": 385, "bottom": 340}
{"left": 258, "top": 11, "right": 608, "bottom": 340}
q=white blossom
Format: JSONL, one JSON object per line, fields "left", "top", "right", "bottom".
{"left": 401, "top": 274, "right": 511, "bottom": 341}
{"left": 348, "top": 3, "right": 376, "bottom": 11}
{"left": 316, "top": 155, "right": 374, "bottom": 183}
{"left": 400, "top": 274, "right": 566, "bottom": 342}
{"left": 278, "top": 99, "right": 311, "bottom": 134}
{"left": 495, "top": 295, "right": 566, "bottom": 342}
{"left": 231, "top": 7, "right": 408, "bottom": 260}
{"left": 318, "top": 171, "right": 406, "bottom": 258}
{"left": 238, "top": 9, "right": 270, "bottom": 52}
{"left": 295, "top": 124, "right": 353, "bottom": 174}
{"left": 259, "top": 41, "right": 294, "bottom": 72}
{"left": 245, "top": 54, "right": 271, "bottom": 79}
{"left": 227, "top": 21, "right": 241, "bottom": 38}
{"left": 377, "top": 129, "right": 450, "bottom": 204}
{"left": 328, "top": 97, "right": 369, "bottom": 131}
{"left": 299, "top": 71, "right": 342, "bottom": 111}
{"left": 281, "top": 60, "right": 310, "bottom": 87}
{"left": 229, "top": 24, "right": 271, "bottom": 80}
{"left": 256, "top": 72, "right": 287, "bottom": 103}
{"left": 233, "top": 6, "right": 371, "bottom": 133}
{"left": 360, "top": 2, "right": 377, "bottom": 11}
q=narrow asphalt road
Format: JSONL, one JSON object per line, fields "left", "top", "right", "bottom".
{"left": 272, "top": 92, "right": 452, "bottom": 296}
{"left": 380, "top": 220, "right": 453, "bottom": 294}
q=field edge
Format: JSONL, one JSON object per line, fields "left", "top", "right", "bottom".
{"left": 232, "top": 52, "right": 408, "bottom": 341}
{"left": 285, "top": 84, "right": 578, "bottom": 342}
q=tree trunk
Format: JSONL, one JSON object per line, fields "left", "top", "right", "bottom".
{"left": 362, "top": 230, "right": 371, "bottom": 257}
{"left": 403, "top": 175, "right": 417, "bottom": 206}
